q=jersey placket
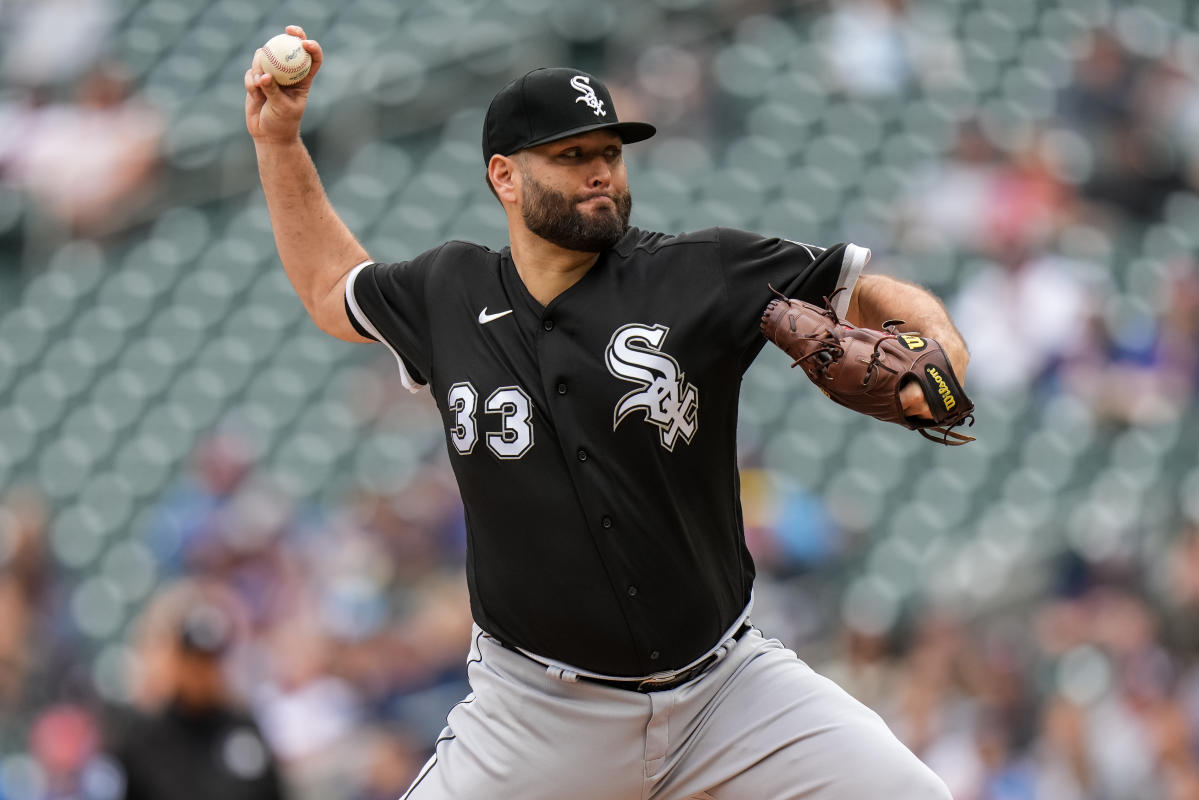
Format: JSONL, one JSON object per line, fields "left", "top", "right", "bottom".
{"left": 529, "top": 295, "right": 654, "bottom": 674}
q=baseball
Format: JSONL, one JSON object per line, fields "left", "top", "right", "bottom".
{"left": 258, "top": 33, "right": 311, "bottom": 86}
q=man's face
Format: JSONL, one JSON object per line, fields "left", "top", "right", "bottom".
{"left": 516, "top": 131, "right": 632, "bottom": 252}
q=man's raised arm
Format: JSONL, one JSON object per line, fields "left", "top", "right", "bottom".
{"left": 244, "top": 24, "right": 370, "bottom": 343}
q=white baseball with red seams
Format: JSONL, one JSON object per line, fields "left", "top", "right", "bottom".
{"left": 258, "top": 34, "right": 311, "bottom": 86}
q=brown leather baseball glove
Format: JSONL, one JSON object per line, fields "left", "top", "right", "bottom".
{"left": 761, "top": 289, "right": 975, "bottom": 445}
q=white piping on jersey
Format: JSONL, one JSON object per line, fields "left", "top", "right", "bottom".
{"left": 344, "top": 260, "right": 425, "bottom": 394}
{"left": 507, "top": 591, "right": 755, "bottom": 685}
{"left": 781, "top": 238, "right": 823, "bottom": 262}
{"left": 834, "top": 244, "right": 870, "bottom": 319}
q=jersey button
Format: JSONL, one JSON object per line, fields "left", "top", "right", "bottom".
{"left": 649, "top": 651, "right": 660, "bottom": 661}
{"left": 601, "top": 515, "right": 612, "bottom": 529}
{"left": 557, "top": 382, "right": 567, "bottom": 395}
{"left": 627, "top": 586, "right": 638, "bottom": 597}
{"left": 543, "top": 319, "right": 554, "bottom": 332}
{"left": 577, "top": 448, "right": 588, "bottom": 462}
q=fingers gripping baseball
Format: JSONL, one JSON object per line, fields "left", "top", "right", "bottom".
{"left": 244, "top": 25, "right": 323, "bottom": 144}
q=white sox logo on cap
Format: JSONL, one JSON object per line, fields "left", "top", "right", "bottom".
{"left": 570, "top": 75, "right": 606, "bottom": 118}
{"left": 482, "top": 67, "right": 653, "bottom": 160}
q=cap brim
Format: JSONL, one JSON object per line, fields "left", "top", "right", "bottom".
{"left": 518, "top": 121, "right": 657, "bottom": 152}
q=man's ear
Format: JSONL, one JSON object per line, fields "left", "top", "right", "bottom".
{"left": 488, "top": 154, "right": 519, "bottom": 205}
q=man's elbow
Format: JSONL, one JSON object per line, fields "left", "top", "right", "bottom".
{"left": 303, "top": 291, "right": 371, "bottom": 343}
{"left": 310, "top": 312, "right": 372, "bottom": 343}
{"left": 300, "top": 271, "right": 373, "bottom": 343}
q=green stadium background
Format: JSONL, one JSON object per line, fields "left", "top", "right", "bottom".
{"left": 2, "top": 0, "right": 1199, "bottom": 797}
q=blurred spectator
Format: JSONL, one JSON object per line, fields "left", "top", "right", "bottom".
{"left": 1059, "top": 32, "right": 1136, "bottom": 134}
{"left": 740, "top": 468, "right": 842, "bottom": 575}
{"left": 0, "top": 0, "right": 115, "bottom": 88}
{"left": 13, "top": 63, "right": 162, "bottom": 240}
{"left": 347, "top": 727, "right": 424, "bottom": 800}
{"left": 344, "top": 469, "right": 466, "bottom": 583}
{"left": 819, "top": 627, "right": 904, "bottom": 715}
{"left": 0, "top": 86, "right": 61, "bottom": 181}
{"left": 1061, "top": 32, "right": 1187, "bottom": 222}
{"left": 988, "top": 138, "right": 1077, "bottom": 253}
{"left": 254, "top": 621, "right": 362, "bottom": 761}
{"left": 27, "top": 703, "right": 121, "bottom": 800}
{"left": 251, "top": 621, "right": 361, "bottom": 799}
{"left": 144, "top": 433, "right": 256, "bottom": 572}
{"left": 904, "top": 122, "right": 1004, "bottom": 249}
{"left": 184, "top": 478, "right": 307, "bottom": 634}
{"left": 824, "top": 0, "right": 914, "bottom": 96}
{"left": 904, "top": 124, "right": 1076, "bottom": 254}
{"left": 1036, "top": 696, "right": 1093, "bottom": 799}
{"left": 0, "top": 487, "right": 50, "bottom": 709}
{"left": 951, "top": 248, "right": 1101, "bottom": 395}
{"left": 1064, "top": 260, "right": 1199, "bottom": 423}
{"left": 972, "top": 708, "right": 1039, "bottom": 800}
{"left": 1147, "top": 55, "right": 1199, "bottom": 204}
{"left": 104, "top": 580, "right": 285, "bottom": 800}
{"left": 1166, "top": 524, "right": 1199, "bottom": 633}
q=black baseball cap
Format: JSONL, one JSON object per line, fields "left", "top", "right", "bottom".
{"left": 178, "top": 602, "right": 235, "bottom": 657}
{"left": 482, "top": 67, "right": 656, "bottom": 163}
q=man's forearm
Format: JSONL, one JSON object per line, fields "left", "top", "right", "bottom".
{"left": 255, "top": 139, "right": 368, "bottom": 316}
{"left": 849, "top": 274, "right": 969, "bottom": 378}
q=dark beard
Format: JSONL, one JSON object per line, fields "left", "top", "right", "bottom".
{"left": 520, "top": 175, "right": 632, "bottom": 252}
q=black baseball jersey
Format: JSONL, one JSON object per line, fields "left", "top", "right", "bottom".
{"left": 105, "top": 701, "right": 285, "bottom": 800}
{"left": 345, "top": 227, "right": 867, "bottom": 676}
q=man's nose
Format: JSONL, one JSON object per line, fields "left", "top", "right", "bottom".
{"left": 589, "top": 158, "right": 611, "bottom": 188}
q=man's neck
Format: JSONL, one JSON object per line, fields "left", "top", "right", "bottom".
{"left": 508, "top": 225, "right": 601, "bottom": 307}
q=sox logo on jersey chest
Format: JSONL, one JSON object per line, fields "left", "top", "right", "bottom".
{"left": 605, "top": 323, "right": 699, "bottom": 451}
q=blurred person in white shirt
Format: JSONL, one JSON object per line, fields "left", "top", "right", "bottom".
{"left": 951, "top": 246, "right": 1101, "bottom": 396}
{"left": 15, "top": 62, "right": 162, "bottom": 239}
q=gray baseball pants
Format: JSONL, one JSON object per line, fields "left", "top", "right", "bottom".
{"left": 400, "top": 625, "right": 952, "bottom": 799}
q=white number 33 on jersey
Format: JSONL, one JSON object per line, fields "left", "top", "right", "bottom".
{"left": 448, "top": 383, "right": 534, "bottom": 459}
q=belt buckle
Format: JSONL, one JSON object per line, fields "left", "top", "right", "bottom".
{"left": 635, "top": 673, "right": 679, "bottom": 692}
{"left": 635, "top": 657, "right": 708, "bottom": 692}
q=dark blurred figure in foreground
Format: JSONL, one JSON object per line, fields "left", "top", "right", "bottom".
{"left": 103, "top": 581, "right": 286, "bottom": 800}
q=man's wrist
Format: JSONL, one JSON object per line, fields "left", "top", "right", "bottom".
{"left": 945, "top": 342, "right": 969, "bottom": 380}
{"left": 253, "top": 134, "right": 305, "bottom": 152}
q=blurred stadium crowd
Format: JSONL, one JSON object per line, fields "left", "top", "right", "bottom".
{"left": 3, "top": 0, "right": 1199, "bottom": 798}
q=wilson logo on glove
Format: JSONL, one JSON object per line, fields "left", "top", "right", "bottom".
{"left": 925, "top": 366, "right": 956, "bottom": 410}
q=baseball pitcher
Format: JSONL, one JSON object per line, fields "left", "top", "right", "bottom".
{"left": 246, "top": 25, "right": 965, "bottom": 800}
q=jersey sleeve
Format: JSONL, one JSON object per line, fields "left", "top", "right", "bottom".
{"left": 344, "top": 245, "right": 445, "bottom": 393}
{"left": 716, "top": 228, "right": 870, "bottom": 367}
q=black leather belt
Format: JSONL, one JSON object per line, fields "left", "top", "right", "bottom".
{"left": 500, "top": 623, "right": 752, "bottom": 694}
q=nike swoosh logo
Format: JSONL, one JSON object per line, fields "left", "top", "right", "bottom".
{"left": 478, "top": 307, "right": 514, "bottom": 324}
